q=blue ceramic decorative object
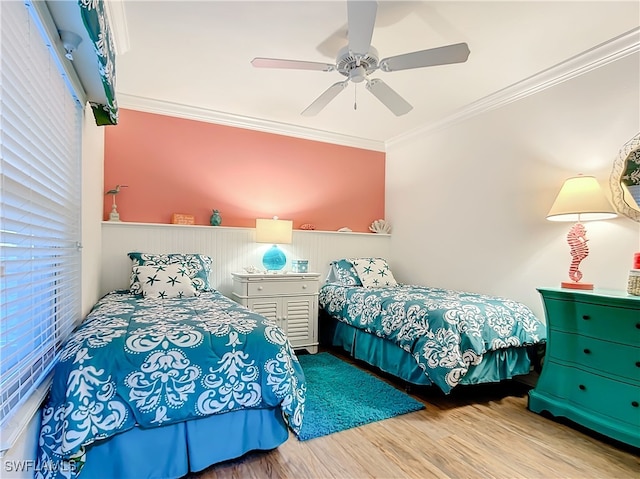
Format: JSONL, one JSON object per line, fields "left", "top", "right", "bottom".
{"left": 210, "top": 209, "right": 222, "bottom": 226}
{"left": 262, "top": 245, "right": 286, "bottom": 271}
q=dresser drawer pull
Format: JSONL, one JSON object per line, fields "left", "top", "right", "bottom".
{"left": 582, "top": 315, "right": 591, "bottom": 320}
{"left": 632, "top": 401, "right": 639, "bottom": 408}
{"left": 583, "top": 348, "right": 591, "bottom": 355}
{"left": 636, "top": 361, "right": 640, "bottom": 368}
{"left": 636, "top": 323, "right": 640, "bottom": 329}
{"left": 578, "top": 384, "right": 586, "bottom": 391}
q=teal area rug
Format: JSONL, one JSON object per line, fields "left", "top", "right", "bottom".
{"left": 296, "top": 352, "right": 425, "bottom": 441}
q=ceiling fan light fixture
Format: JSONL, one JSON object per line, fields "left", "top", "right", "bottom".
{"left": 350, "top": 65, "right": 367, "bottom": 83}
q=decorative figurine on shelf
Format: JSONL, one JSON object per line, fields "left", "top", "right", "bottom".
{"left": 105, "top": 184, "right": 128, "bottom": 222}
{"left": 369, "top": 219, "right": 391, "bottom": 233}
{"left": 210, "top": 209, "right": 222, "bottom": 226}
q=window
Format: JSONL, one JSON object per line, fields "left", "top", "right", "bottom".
{"left": 0, "top": 0, "right": 82, "bottom": 447}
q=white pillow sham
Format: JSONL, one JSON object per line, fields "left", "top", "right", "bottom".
{"left": 351, "top": 258, "right": 397, "bottom": 288}
{"left": 134, "top": 263, "right": 199, "bottom": 299}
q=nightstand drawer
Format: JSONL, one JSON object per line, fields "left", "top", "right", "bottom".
{"left": 247, "top": 279, "right": 318, "bottom": 296}
{"left": 550, "top": 331, "right": 640, "bottom": 383}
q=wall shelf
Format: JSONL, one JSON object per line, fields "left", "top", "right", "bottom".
{"left": 101, "top": 221, "right": 390, "bottom": 236}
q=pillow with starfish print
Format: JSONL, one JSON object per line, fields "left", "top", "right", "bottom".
{"left": 351, "top": 257, "right": 398, "bottom": 288}
{"left": 135, "top": 263, "right": 199, "bottom": 299}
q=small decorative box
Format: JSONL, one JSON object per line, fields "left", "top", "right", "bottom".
{"left": 291, "top": 260, "right": 308, "bottom": 273}
{"left": 171, "top": 213, "right": 195, "bottom": 225}
{"left": 628, "top": 269, "right": 640, "bottom": 296}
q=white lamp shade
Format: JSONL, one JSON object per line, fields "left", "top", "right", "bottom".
{"left": 255, "top": 218, "right": 293, "bottom": 244}
{"left": 546, "top": 175, "right": 617, "bottom": 222}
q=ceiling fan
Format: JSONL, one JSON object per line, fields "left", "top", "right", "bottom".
{"left": 251, "top": 1, "right": 470, "bottom": 117}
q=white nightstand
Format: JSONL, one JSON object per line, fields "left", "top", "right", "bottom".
{"left": 231, "top": 272, "right": 320, "bottom": 354}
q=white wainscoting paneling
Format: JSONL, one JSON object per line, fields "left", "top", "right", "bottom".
{"left": 101, "top": 222, "right": 391, "bottom": 298}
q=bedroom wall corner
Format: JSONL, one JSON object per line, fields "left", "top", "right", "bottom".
{"left": 82, "top": 104, "right": 105, "bottom": 316}
{"left": 384, "top": 51, "right": 640, "bottom": 320}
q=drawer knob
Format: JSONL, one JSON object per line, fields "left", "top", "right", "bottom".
{"left": 257, "top": 286, "right": 263, "bottom": 291}
{"left": 636, "top": 323, "right": 640, "bottom": 330}
{"left": 582, "top": 315, "right": 591, "bottom": 320}
{"left": 578, "top": 384, "right": 586, "bottom": 391}
{"left": 636, "top": 361, "right": 640, "bottom": 368}
{"left": 583, "top": 348, "right": 591, "bottom": 355}
{"left": 632, "top": 401, "right": 639, "bottom": 408}
{"left": 302, "top": 284, "right": 307, "bottom": 289}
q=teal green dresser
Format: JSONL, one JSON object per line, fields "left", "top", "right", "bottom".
{"left": 528, "top": 288, "right": 640, "bottom": 447}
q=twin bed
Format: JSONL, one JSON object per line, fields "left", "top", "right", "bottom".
{"left": 36, "top": 253, "right": 305, "bottom": 479}
{"left": 36, "top": 254, "right": 545, "bottom": 479}
{"left": 319, "top": 258, "right": 546, "bottom": 392}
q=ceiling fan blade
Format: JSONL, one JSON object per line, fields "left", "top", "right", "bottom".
{"left": 366, "top": 78, "right": 413, "bottom": 116}
{"left": 347, "top": 0, "right": 377, "bottom": 56}
{"left": 380, "top": 42, "right": 470, "bottom": 72}
{"left": 251, "top": 57, "right": 335, "bottom": 72}
{"left": 301, "top": 81, "right": 349, "bottom": 116}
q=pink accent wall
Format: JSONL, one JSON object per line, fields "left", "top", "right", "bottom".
{"left": 104, "top": 109, "right": 385, "bottom": 232}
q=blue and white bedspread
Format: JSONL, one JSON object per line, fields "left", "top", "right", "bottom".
{"left": 37, "top": 290, "right": 306, "bottom": 479}
{"left": 319, "top": 284, "right": 545, "bottom": 393}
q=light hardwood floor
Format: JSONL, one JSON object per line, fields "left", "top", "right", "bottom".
{"left": 188, "top": 350, "right": 639, "bottom": 479}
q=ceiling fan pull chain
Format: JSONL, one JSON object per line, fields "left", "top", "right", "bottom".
{"left": 354, "top": 84, "right": 357, "bottom": 110}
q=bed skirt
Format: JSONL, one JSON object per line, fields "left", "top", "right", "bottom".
{"left": 320, "top": 313, "right": 532, "bottom": 388}
{"left": 80, "top": 407, "right": 288, "bottom": 479}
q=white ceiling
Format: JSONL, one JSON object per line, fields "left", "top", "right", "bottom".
{"left": 111, "top": 1, "right": 639, "bottom": 149}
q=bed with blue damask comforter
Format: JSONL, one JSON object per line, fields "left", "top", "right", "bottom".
{"left": 320, "top": 278, "right": 546, "bottom": 393}
{"left": 36, "top": 290, "right": 305, "bottom": 479}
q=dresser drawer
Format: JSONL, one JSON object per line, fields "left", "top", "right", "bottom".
{"left": 574, "top": 302, "right": 640, "bottom": 344}
{"left": 550, "top": 331, "right": 640, "bottom": 383}
{"left": 246, "top": 279, "right": 318, "bottom": 296}
{"left": 543, "top": 298, "right": 640, "bottom": 344}
{"left": 569, "top": 368, "right": 640, "bottom": 426}
{"left": 538, "top": 362, "right": 640, "bottom": 426}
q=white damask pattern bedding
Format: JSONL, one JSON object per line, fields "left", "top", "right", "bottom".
{"left": 319, "top": 283, "right": 546, "bottom": 393}
{"left": 36, "top": 290, "right": 305, "bottom": 479}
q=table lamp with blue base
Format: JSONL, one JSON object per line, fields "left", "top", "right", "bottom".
{"left": 262, "top": 245, "right": 287, "bottom": 271}
{"left": 256, "top": 217, "right": 293, "bottom": 272}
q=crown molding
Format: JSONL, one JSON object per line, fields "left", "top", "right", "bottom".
{"left": 386, "top": 27, "right": 640, "bottom": 148}
{"left": 116, "top": 28, "right": 637, "bottom": 154}
{"left": 104, "top": 0, "right": 130, "bottom": 55}
{"left": 116, "top": 93, "right": 386, "bottom": 152}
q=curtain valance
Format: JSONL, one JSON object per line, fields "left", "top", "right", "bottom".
{"left": 78, "top": 0, "right": 118, "bottom": 125}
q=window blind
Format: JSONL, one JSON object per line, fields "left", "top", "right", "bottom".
{"left": 0, "top": 0, "right": 82, "bottom": 441}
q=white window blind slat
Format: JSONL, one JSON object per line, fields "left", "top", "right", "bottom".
{"left": 0, "top": 0, "right": 83, "bottom": 446}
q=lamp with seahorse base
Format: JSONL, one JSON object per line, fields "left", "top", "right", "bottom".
{"left": 546, "top": 175, "right": 617, "bottom": 289}
{"left": 105, "top": 185, "right": 128, "bottom": 221}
